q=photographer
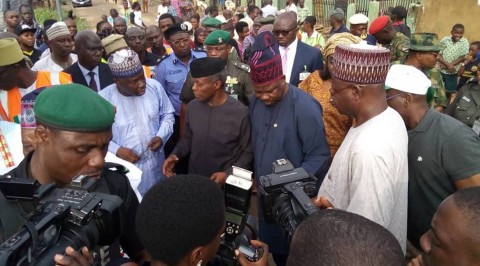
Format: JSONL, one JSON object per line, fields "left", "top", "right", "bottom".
{"left": 0, "top": 84, "right": 145, "bottom": 264}
{"left": 136, "top": 175, "right": 269, "bottom": 266}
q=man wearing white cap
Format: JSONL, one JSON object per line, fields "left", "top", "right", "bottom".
{"left": 348, "top": 13, "right": 376, "bottom": 45}
{"left": 32, "top": 21, "right": 78, "bottom": 72}
{"left": 385, "top": 64, "right": 480, "bottom": 251}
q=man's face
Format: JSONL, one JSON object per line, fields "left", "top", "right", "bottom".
{"left": 329, "top": 15, "right": 336, "bottom": 27}
{"left": 254, "top": 77, "right": 286, "bottom": 106}
{"left": 19, "top": 31, "right": 36, "bottom": 48}
{"left": 385, "top": 88, "right": 409, "bottom": 122}
{"left": 192, "top": 76, "right": 219, "bottom": 101}
{"left": 159, "top": 18, "right": 174, "bottom": 33}
{"left": 114, "top": 20, "right": 127, "bottom": 35}
{"left": 252, "top": 24, "right": 261, "bottom": 35}
{"left": 249, "top": 8, "right": 260, "bottom": 20}
{"left": 451, "top": 28, "right": 464, "bottom": 43}
{"left": 329, "top": 77, "right": 356, "bottom": 116}
{"left": 21, "top": 128, "right": 36, "bottom": 156}
{"left": 20, "top": 7, "right": 33, "bottom": 24}
{"left": 36, "top": 127, "right": 112, "bottom": 186}
{"left": 298, "top": 0, "right": 304, "bottom": 8}
{"left": 350, "top": 24, "right": 367, "bottom": 37}
{"left": 206, "top": 44, "right": 230, "bottom": 61}
{"left": 146, "top": 29, "right": 163, "bottom": 49}
{"left": 64, "top": 19, "right": 78, "bottom": 38}
{"left": 469, "top": 44, "right": 479, "bottom": 58}
{"left": 115, "top": 71, "right": 147, "bottom": 96}
{"left": 77, "top": 35, "right": 103, "bottom": 70}
{"left": 419, "top": 197, "right": 475, "bottom": 266}
{"left": 98, "top": 22, "right": 113, "bottom": 39}
{"left": 169, "top": 32, "right": 191, "bottom": 57}
{"left": 418, "top": 51, "right": 439, "bottom": 69}
{"left": 126, "top": 29, "right": 146, "bottom": 53}
{"left": 48, "top": 35, "right": 74, "bottom": 57}
{"left": 4, "top": 11, "right": 20, "bottom": 28}
{"left": 110, "top": 10, "right": 119, "bottom": 18}
{"left": 374, "top": 24, "right": 394, "bottom": 45}
{"left": 239, "top": 26, "right": 250, "bottom": 39}
{"left": 273, "top": 17, "right": 297, "bottom": 47}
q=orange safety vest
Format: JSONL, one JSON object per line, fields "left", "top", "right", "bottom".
{"left": 0, "top": 71, "right": 72, "bottom": 123}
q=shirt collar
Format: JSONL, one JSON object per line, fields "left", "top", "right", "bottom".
{"left": 281, "top": 38, "right": 298, "bottom": 51}
{"left": 78, "top": 63, "right": 99, "bottom": 77}
{"left": 410, "top": 108, "right": 435, "bottom": 133}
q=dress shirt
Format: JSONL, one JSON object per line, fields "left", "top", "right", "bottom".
{"left": 279, "top": 38, "right": 298, "bottom": 83}
{"left": 78, "top": 63, "right": 100, "bottom": 91}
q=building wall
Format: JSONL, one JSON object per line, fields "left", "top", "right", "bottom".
{"left": 416, "top": 0, "right": 480, "bottom": 42}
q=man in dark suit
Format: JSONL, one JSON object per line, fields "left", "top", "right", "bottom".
{"left": 273, "top": 12, "right": 323, "bottom": 87}
{"left": 64, "top": 30, "right": 114, "bottom": 91}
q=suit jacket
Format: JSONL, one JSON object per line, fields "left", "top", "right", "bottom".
{"left": 290, "top": 41, "right": 324, "bottom": 87}
{"left": 64, "top": 62, "right": 114, "bottom": 91}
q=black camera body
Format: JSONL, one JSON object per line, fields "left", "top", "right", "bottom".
{"left": 259, "top": 159, "right": 319, "bottom": 241}
{"left": 0, "top": 175, "right": 123, "bottom": 266}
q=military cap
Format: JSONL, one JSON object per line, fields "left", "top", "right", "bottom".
{"left": 164, "top": 23, "right": 190, "bottom": 40}
{"left": 34, "top": 84, "right": 115, "bottom": 132}
{"left": 0, "top": 38, "right": 24, "bottom": 66}
{"left": 204, "top": 30, "right": 231, "bottom": 45}
{"left": 190, "top": 57, "right": 225, "bottom": 78}
{"left": 202, "top": 18, "right": 223, "bottom": 28}
{"left": 259, "top": 16, "right": 275, "bottom": 25}
{"left": 408, "top": 33, "right": 442, "bottom": 52}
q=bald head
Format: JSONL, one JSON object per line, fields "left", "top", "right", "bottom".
{"left": 146, "top": 25, "right": 160, "bottom": 35}
{"left": 125, "top": 27, "right": 146, "bottom": 53}
{"left": 146, "top": 25, "right": 163, "bottom": 49}
{"left": 126, "top": 27, "right": 144, "bottom": 37}
{"left": 223, "top": 10, "right": 232, "bottom": 20}
{"left": 113, "top": 17, "right": 127, "bottom": 35}
{"left": 276, "top": 11, "right": 297, "bottom": 25}
{"left": 75, "top": 30, "right": 100, "bottom": 47}
{"left": 273, "top": 12, "right": 298, "bottom": 47}
{"left": 74, "top": 30, "right": 103, "bottom": 70}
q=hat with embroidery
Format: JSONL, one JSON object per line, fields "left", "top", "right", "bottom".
{"left": 204, "top": 30, "right": 231, "bottom": 45}
{"left": 46, "top": 21, "right": 71, "bottom": 40}
{"left": 369, "top": 16, "right": 390, "bottom": 35}
{"left": 190, "top": 57, "right": 225, "bottom": 78}
{"left": 34, "top": 84, "right": 115, "bottom": 132}
{"left": 331, "top": 43, "right": 391, "bottom": 84}
{"left": 385, "top": 64, "right": 431, "bottom": 95}
{"left": 108, "top": 49, "right": 143, "bottom": 78}
{"left": 20, "top": 88, "right": 47, "bottom": 128}
{"left": 0, "top": 38, "right": 24, "bottom": 66}
{"left": 102, "top": 34, "right": 128, "bottom": 56}
{"left": 248, "top": 31, "right": 283, "bottom": 85}
{"left": 348, "top": 13, "right": 369, "bottom": 25}
{"left": 164, "top": 23, "right": 190, "bottom": 40}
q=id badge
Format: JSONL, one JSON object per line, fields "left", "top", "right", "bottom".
{"left": 473, "top": 120, "right": 480, "bottom": 135}
{"left": 230, "top": 94, "right": 239, "bottom": 100}
{"left": 299, "top": 71, "right": 310, "bottom": 81}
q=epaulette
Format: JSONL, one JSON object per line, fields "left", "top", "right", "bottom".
{"left": 234, "top": 61, "right": 250, "bottom": 73}
{"left": 103, "top": 162, "right": 129, "bottom": 175}
{"left": 192, "top": 47, "right": 207, "bottom": 53}
{"left": 158, "top": 54, "right": 171, "bottom": 64}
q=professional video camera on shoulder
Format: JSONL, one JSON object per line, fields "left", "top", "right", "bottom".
{"left": 213, "top": 166, "right": 263, "bottom": 266}
{"left": 0, "top": 174, "right": 123, "bottom": 266}
{"left": 259, "top": 159, "right": 319, "bottom": 242}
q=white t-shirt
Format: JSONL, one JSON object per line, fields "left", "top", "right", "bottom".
{"left": 261, "top": 4, "right": 279, "bottom": 17}
{"left": 32, "top": 54, "right": 78, "bottom": 72}
{"left": 287, "top": 3, "right": 297, "bottom": 14}
{"left": 132, "top": 10, "right": 143, "bottom": 27}
{"left": 317, "top": 107, "right": 408, "bottom": 253}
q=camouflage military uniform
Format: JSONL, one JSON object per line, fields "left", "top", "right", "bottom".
{"left": 180, "top": 59, "right": 254, "bottom": 106}
{"left": 385, "top": 32, "right": 410, "bottom": 62}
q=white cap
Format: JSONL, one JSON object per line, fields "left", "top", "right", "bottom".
{"left": 386, "top": 65, "right": 432, "bottom": 95}
{"left": 348, "top": 13, "right": 369, "bottom": 25}
{"left": 182, "top": 21, "right": 193, "bottom": 31}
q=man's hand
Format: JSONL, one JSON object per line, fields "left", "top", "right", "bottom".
{"left": 312, "top": 196, "right": 334, "bottom": 209}
{"left": 117, "top": 147, "right": 140, "bottom": 163}
{"left": 408, "top": 254, "right": 424, "bottom": 266}
{"left": 236, "top": 240, "right": 269, "bottom": 266}
{"left": 163, "top": 154, "right": 179, "bottom": 177}
{"left": 54, "top": 246, "right": 94, "bottom": 266}
{"left": 148, "top": 136, "right": 163, "bottom": 151}
{"left": 446, "top": 63, "right": 455, "bottom": 73}
{"left": 210, "top": 172, "right": 228, "bottom": 186}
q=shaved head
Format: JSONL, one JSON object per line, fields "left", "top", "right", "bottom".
{"left": 75, "top": 30, "right": 100, "bottom": 47}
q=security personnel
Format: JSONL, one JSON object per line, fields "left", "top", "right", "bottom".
{"left": 0, "top": 38, "right": 72, "bottom": 123}
{"left": 348, "top": 13, "right": 377, "bottom": 45}
{"left": 369, "top": 16, "right": 410, "bottom": 62}
{"left": 0, "top": 84, "right": 145, "bottom": 264}
{"left": 201, "top": 17, "right": 222, "bottom": 36}
{"left": 180, "top": 30, "right": 253, "bottom": 107}
{"left": 154, "top": 23, "right": 206, "bottom": 156}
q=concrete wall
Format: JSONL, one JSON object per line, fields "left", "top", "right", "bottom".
{"left": 416, "top": 0, "right": 480, "bottom": 42}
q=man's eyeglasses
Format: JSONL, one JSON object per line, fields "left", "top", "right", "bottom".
{"left": 272, "top": 25, "right": 297, "bottom": 37}
{"left": 171, "top": 38, "right": 190, "bottom": 46}
{"left": 386, "top": 92, "right": 406, "bottom": 100}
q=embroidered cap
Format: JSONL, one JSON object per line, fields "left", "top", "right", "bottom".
{"left": 248, "top": 31, "right": 283, "bottom": 85}
{"left": 108, "top": 49, "right": 144, "bottom": 78}
{"left": 331, "top": 43, "right": 391, "bottom": 84}
{"left": 20, "top": 88, "right": 47, "bottom": 128}
{"left": 46, "top": 22, "right": 71, "bottom": 40}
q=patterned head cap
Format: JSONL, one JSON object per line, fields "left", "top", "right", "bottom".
{"left": 108, "top": 49, "right": 144, "bottom": 78}
{"left": 21, "top": 88, "right": 47, "bottom": 128}
{"left": 332, "top": 43, "right": 391, "bottom": 84}
{"left": 248, "top": 31, "right": 283, "bottom": 85}
{"left": 409, "top": 33, "right": 442, "bottom": 52}
{"left": 46, "top": 22, "right": 71, "bottom": 40}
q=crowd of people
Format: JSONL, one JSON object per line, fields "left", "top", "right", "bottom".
{"left": 0, "top": 1, "right": 480, "bottom": 265}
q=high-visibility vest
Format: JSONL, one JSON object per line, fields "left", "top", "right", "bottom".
{"left": 0, "top": 71, "right": 72, "bottom": 123}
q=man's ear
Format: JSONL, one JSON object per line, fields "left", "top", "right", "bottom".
{"left": 189, "top": 246, "right": 204, "bottom": 266}
{"left": 215, "top": 79, "right": 223, "bottom": 91}
{"left": 34, "top": 125, "right": 49, "bottom": 143}
{"left": 403, "top": 93, "right": 413, "bottom": 107}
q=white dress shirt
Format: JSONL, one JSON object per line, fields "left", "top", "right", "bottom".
{"left": 279, "top": 38, "right": 298, "bottom": 83}
{"left": 261, "top": 4, "right": 279, "bottom": 17}
{"left": 78, "top": 63, "right": 100, "bottom": 91}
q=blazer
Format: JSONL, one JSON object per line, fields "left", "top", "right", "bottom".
{"left": 290, "top": 41, "right": 324, "bottom": 87}
{"left": 64, "top": 62, "right": 114, "bottom": 91}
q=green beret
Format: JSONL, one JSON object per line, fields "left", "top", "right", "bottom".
{"left": 34, "top": 84, "right": 115, "bottom": 132}
{"left": 204, "top": 30, "right": 231, "bottom": 45}
{"left": 202, "top": 18, "right": 222, "bottom": 28}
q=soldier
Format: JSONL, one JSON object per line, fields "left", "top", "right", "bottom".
{"left": 201, "top": 17, "right": 222, "bottom": 36}
{"left": 391, "top": 33, "right": 449, "bottom": 112}
{"left": 180, "top": 30, "right": 253, "bottom": 108}
{"left": 369, "top": 15, "right": 410, "bottom": 62}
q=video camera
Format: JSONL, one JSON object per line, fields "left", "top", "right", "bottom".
{"left": 0, "top": 175, "right": 123, "bottom": 266}
{"left": 212, "top": 166, "right": 263, "bottom": 266}
{"left": 258, "top": 159, "right": 319, "bottom": 242}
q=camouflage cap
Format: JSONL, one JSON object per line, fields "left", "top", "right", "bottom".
{"left": 408, "top": 33, "right": 442, "bottom": 52}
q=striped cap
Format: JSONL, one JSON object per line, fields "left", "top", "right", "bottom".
{"left": 108, "top": 49, "right": 143, "bottom": 78}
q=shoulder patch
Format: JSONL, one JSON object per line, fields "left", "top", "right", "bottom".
{"left": 103, "top": 162, "right": 129, "bottom": 174}
{"left": 192, "top": 47, "right": 207, "bottom": 53}
{"left": 158, "top": 54, "right": 171, "bottom": 64}
{"left": 234, "top": 62, "right": 250, "bottom": 73}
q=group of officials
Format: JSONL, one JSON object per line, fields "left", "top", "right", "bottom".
{"left": 0, "top": 5, "right": 479, "bottom": 266}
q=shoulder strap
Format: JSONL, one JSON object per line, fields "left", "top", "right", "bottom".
{"left": 49, "top": 72, "right": 60, "bottom": 85}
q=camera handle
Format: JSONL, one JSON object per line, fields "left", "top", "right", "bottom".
{"left": 283, "top": 182, "right": 318, "bottom": 216}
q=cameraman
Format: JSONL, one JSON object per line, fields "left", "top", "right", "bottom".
{"left": 0, "top": 84, "right": 145, "bottom": 264}
{"left": 136, "top": 175, "right": 270, "bottom": 266}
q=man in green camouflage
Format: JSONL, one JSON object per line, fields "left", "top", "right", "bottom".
{"left": 392, "top": 33, "right": 449, "bottom": 112}
{"left": 370, "top": 16, "right": 410, "bottom": 62}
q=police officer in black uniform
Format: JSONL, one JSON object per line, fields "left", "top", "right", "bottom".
{"left": 0, "top": 84, "right": 145, "bottom": 265}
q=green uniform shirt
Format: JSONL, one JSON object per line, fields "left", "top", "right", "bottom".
{"left": 386, "top": 32, "right": 410, "bottom": 62}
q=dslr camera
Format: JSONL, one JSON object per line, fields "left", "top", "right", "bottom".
{"left": 212, "top": 166, "right": 263, "bottom": 266}
{"left": 258, "top": 159, "right": 319, "bottom": 242}
{"left": 0, "top": 175, "right": 123, "bottom": 266}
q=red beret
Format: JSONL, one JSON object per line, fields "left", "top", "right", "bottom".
{"left": 369, "top": 16, "right": 390, "bottom": 35}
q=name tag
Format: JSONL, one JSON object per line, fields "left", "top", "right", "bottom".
{"left": 462, "top": 96, "right": 471, "bottom": 102}
{"left": 299, "top": 71, "right": 310, "bottom": 81}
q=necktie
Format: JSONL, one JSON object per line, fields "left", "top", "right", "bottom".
{"left": 282, "top": 47, "right": 288, "bottom": 78}
{"left": 88, "top": 72, "right": 98, "bottom": 92}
